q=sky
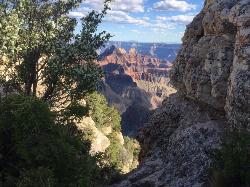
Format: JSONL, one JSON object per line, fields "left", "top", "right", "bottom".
{"left": 69, "top": 0, "right": 205, "bottom": 43}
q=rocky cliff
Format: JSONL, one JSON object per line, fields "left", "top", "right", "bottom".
{"left": 98, "top": 46, "right": 176, "bottom": 137}
{"left": 170, "top": 0, "right": 250, "bottom": 129}
{"left": 99, "top": 73, "right": 154, "bottom": 137}
{"left": 113, "top": 0, "right": 250, "bottom": 186}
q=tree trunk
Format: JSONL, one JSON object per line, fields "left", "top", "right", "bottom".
{"left": 24, "top": 49, "right": 40, "bottom": 96}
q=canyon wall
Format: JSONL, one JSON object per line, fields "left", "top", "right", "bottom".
{"left": 113, "top": 0, "right": 250, "bottom": 186}
{"left": 98, "top": 46, "right": 176, "bottom": 137}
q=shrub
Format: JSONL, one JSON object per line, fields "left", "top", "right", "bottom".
{"left": 17, "top": 167, "right": 56, "bottom": 187}
{"left": 124, "top": 137, "right": 140, "bottom": 158}
{"left": 103, "top": 132, "right": 125, "bottom": 170}
{"left": 210, "top": 130, "right": 250, "bottom": 187}
{"left": 104, "top": 134, "right": 140, "bottom": 173}
{"left": 0, "top": 95, "right": 104, "bottom": 186}
{"left": 85, "top": 92, "right": 121, "bottom": 131}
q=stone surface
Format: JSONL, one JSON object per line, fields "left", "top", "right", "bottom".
{"left": 113, "top": 94, "right": 226, "bottom": 187}
{"left": 77, "top": 115, "right": 139, "bottom": 174}
{"left": 112, "top": 0, "right": 250, "bottom": 186}
{"left": 115, "top": 132, "right": 125, "bottom": 145}
{"left": 170, "top": 0, "right": 250, "bottom": 129}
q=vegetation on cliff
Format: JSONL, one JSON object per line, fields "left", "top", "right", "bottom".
{"left": 210, "top": 130, "right": 250, "bottom": 187}
{"left": 0, "top": 95, "right": 104, "bottom": 186}
{"left": 85, "top": 92, "right": 140, "bottom": 174}
{"left": 85, "top": 92, "right": 121, "bottom": 132}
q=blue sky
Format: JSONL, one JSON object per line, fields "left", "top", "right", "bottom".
{"left": 69, "top": 0, "right": 204, "bottom": 43}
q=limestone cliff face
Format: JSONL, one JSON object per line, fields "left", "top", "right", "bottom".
{"left": 112, "top": 0, "right": 250, "bottom": 186}
{"left": 170, "top": 0, "right": 250, "bottom": 129}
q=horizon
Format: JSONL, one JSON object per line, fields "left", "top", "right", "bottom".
{"left": 108, "top": 40, "right": 182, "bottom": 45}
{"left": 69, "top": 0, "right": 205, "bottom": 43}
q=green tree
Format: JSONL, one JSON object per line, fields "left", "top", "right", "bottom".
{"left": 85, "top": 92, "right": 121, "bottom": 131}
{"left": 210, "top": 130, "right": 250, "bottom": 187}
{"left": 0, "top": 95, "right": 104, "bottom": 187}
{"left": 0, "top": 0, "right": 111, "bottom": 114}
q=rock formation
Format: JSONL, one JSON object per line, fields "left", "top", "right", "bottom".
{"left": 99, "top": 46, "right": 174, "bottom": 92}
{"left": 112, "top": 0, "right": 250, "bottom": 186}
{"left": 170, "top": 0, "right": 250, "bottom": 129}
{"left": 99, "top": 74, "right": 154, "bottom": 137}
{"left": 98, "top": 46, "right": 176, "bottom": 136}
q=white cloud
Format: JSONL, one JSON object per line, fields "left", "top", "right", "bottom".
{"left": 68, "top": 8, "right": 148, "bottom": 26}
{"left": 150, "top": 22, "right": 176, "bottom": 33}
{"left": 169, "top": 15, "right": 195, "bottom": 24}
{"left": 111, "top": 0, "right": 144, "bottom": 12}
{"left": 80, "top": 0, "right": 144, "bottom": 13}
{"left": 156, "top": 16, "right": 167, "bottom": 21}
{"left": 68, "top": 11, "right": 86, "bottom": 18}
{"left": 153, "top": 0, "right": 196, "bottom": 12}
{"left": 68, "top": 7, "right": 92, "bottom": 18}
{"left": 142, "top": 16, "right": 150, "bottom": 21}
{"left": 68, "top": 0, "right": 145, "bottom": 22}
{"left": 130, "top": 29, "right": 141, "bottom": 34}
{"left": 68, "top": 0, "right": 186, "bottom": 34}
{"left": 103, "top": 10, "right": 148, "bottom": 25}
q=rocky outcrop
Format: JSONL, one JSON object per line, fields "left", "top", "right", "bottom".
{"left": 170, "top": 0, "right": 250, "bottom": 129}
{"left": 100, "top": 77, "right": 154, "bottom": 137}
{"left": 113, "top": 94, "right": 225, "bottom": 187}
{"left": 112, "top": 0, "right": 250, "bottom": 186}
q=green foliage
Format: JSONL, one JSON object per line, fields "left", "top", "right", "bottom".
{"left": 0, "top": 0, "right": 111, "bottom": 116}
{"left": 105, "top": 138, "right": 125, "bottom": 170}
{"left": 85, "top": 92, "right": 121, "bottom": 131}
{"left": 0, "top": 1, "right": 134, "bottom": 186}
{"left": 210, "top": 130, "right": 250, "bottom": 187}
{"left": 124, "top": 137, "right": 140, "bottom": 161}
{"left": 0, "top": 95, "right": 105, "bottom": 187}
{"left": 104, "top": 133, "right": 140, "bottom": 173}
{"left": 17, "top": 167, "right": 56, "bottom": 187}
{"left": 85, "top": 92, "right": 140, "bottom": 175}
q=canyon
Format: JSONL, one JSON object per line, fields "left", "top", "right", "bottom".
{"left": 0, "top": 0, "right": 249, "bottom": 186}
{"left": 97, "top": 45, "right": 177, "bottom": 136}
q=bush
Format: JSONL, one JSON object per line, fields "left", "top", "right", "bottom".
{"left": 103, "top": 132, "right": 126, "bottom": 171}
{"left": 0, "top": 95, "right": 105, "bottom": 187}
{"left": 17, "top": 167, "right": 56, "bottom": 187}
{"left": 210, "top": 130, "right": 250, "bottom": 187}
{"left": 124, "top": 137, "right": 140, "bottom": 159}
{"left": 85, "top": 92, "right": 140, "bottom": 179}
{"left": 85, "top": 92, "right": 121, "bottom": 131}
{"left": 104, "top": 134, "right": 140, "bottom": 173}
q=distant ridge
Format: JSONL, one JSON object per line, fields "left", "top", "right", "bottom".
{"left": 101, "top": 41, "right": 181, "bottom": 62}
